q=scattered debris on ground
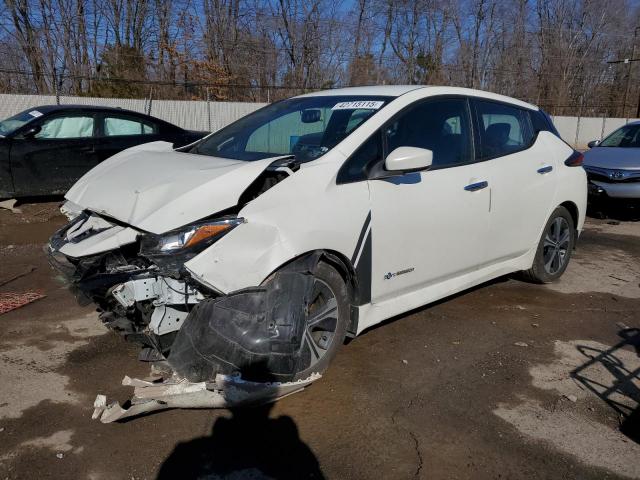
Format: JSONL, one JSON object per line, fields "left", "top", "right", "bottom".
{"left": 0, "top": 199, "right": 21, "bottom": 214}
{"left": 93, "top": 373, "right": 321, "bottom": 423}
{"left": 0, "top": 292, "right": 46, "bottom": 315}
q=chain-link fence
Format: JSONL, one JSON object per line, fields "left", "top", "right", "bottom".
{"left": 0, "top": 93, "right": 637, "bottom": 149}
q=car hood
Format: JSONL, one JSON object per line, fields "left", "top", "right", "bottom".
{"left": 583, "top": 147, "right": 640, "bottom": 170}
{"left": 65, "top": 141, "right": 281, "bottom": 234}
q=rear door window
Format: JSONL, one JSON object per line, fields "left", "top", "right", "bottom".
{"left": 474, "top": 100, "right": 534, "bottom": 159}
{"left": 103, "top": 116, "right": 157, "bottom": 136}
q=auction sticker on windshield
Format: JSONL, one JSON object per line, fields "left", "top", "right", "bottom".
{"left": 332, "top": 101, "right": 385, "bottom": 110}
{"left": 28, "top": 110, "right": 43, "bottom": 118}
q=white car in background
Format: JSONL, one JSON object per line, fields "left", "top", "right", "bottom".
{"left": 48, "top": 86, "right": 587, "bottom": 405}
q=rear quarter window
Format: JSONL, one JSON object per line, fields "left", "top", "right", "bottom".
{"left": 474, "top": 100, "right": 534, "bottom": 159}
{"left": 530, "top": 110, "right": 560, "bottom": 138}
{"left": 103, "top": 116, "right": 157, "bottom": 136}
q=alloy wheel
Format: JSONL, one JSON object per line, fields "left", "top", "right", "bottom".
{"left": 301, "top": 278, "right": 339, "bottom": 369}
{"left": 542, "top": 217, "right": 571, "bottom": 275}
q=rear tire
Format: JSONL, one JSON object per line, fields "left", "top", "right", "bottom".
{"left": 522, "top": 206, "right": 575, "bottom": 284}
{"left": 292, "top": 262, "right": 349, "bottom": 381}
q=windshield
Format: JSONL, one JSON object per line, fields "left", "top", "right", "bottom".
{"left": 0, "top": 109, "right": 43, "bottom": 136}
{"left": 190, "top": 96, "right": 391, "bottom": 162}
{"left": 600, "top": 124, "right": 640, "bottom": 148}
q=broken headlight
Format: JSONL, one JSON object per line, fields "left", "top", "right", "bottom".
{"left": 140, "top": 217, "right": 244, "bottom": 256}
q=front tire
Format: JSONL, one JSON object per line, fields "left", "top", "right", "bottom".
{"left": 522, "top": 206, "right": 575, "bottom": 283}
{"left": 292, "top": 262, "right": 349, "bottom": 381}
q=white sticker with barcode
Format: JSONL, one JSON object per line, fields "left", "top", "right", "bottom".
{"left": 28, "top": 110, "right": 43, "bottom": 118}
{"left": 332, "top": 101, "right": 384, "bottom": 110}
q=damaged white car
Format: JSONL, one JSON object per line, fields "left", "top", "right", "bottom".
{"left": 48, "top": 86, "right": 587, "bottom": 420}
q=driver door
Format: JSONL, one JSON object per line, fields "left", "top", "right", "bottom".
{"left": 368, "top": 97, "right": 491, "bottom": 303}
{"left": 11, "top": 113, "right": 98, "bottom": 196}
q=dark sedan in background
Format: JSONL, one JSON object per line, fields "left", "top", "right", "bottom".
{"left": 0, "top": 105, "right": 208, "bottom": 198}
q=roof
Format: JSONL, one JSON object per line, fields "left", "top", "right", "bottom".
{"left": 296, "top": 85, "right": 538, "bottom": 110}
{"left": 29, "top": 104, "right": 141, "bottom": 114}
{"left": 21, "top": 104, "right": 180, "bottom": 128}
{"left": 297, "top": 85, "right": 423, "bottom": 98}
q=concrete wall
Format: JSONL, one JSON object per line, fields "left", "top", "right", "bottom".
{"left": 553, "top": 115, "right": 639, "bottom": 149}
{"left": 0, "top": 93, "right": 266, "bottom": 133}
{"left": 0, "top": 93, "right": 637, "bottom": 149}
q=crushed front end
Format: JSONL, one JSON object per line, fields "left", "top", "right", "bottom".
{"left": 48, "top": 207, "right": 319, "bottom": 421}
{"left": 48, "top": 210, "right": 229, "bottom": 360}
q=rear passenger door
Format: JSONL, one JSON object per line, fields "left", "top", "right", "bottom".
{"left": 95, "top": 114, "right": 162, "bottom": 161}
{"left": 472, "top": 99, "right": 558, "bottom": 264}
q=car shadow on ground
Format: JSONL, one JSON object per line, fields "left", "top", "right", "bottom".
{"left": 156, "top": 365, "right": 325, "bottom": 480}
{"left": 349, "top": 274, "right": 512, "bottom": 340}
{"left": 587, "top": 202, "right": 640, "bottom": 222}
{"left": 571, "top": 327, "right": 640, "bottom": 444}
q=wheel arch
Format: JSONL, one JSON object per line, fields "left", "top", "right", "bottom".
{"left": 266, "top": 249, "right": 362, "bottom": 337}
{"left": 559, "top": 200, "right": 579, "bottom": 230}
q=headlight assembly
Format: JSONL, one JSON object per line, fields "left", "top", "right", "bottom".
{"left": 140, "top": 217, "right": 244, "bottom": 256}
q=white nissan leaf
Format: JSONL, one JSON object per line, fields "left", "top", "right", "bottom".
{"left": 48, "top": 86, "right": 587, "bottom": 411}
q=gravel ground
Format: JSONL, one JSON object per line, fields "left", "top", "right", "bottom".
{"left": 0, "top": 201, "right": 638, "bottom": 480}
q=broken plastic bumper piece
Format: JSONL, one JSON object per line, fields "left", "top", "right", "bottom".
{"left": 92, "top": 372, "right": 320, "bottom": 423}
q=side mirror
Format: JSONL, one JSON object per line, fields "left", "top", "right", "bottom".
{"left": 587, "top": 140, "right": 600, "bottom": 148}
{"left": 385, "top": 147, "right": 433, "bottom": 172}
{"left": 21, "top": 125, "right": 41, "bottom": 139}
{"left": 301, "top": 109, "right": 322, "bottom": 123}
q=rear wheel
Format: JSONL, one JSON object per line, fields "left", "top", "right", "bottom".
{"left": 522, "top": 206, "right": 575, "bottom": 283}
{"left": 293, "top": 262, "right": 349, "bottom": 381}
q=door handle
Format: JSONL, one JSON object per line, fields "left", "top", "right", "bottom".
{"left": 537, "top": 165, "right": 553, "bottom": 174}
{"left": 464, "top": 181, "right": 488, "bottom": 192}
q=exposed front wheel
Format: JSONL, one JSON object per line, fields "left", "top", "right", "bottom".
{"left": 167, "top": 259, "right": 349, "bottom": 383}
{"left": 522, "top": 206, "right": 575, "bottom": 283}
{"left": 292, "top": 262, "right": 349, "bottom": 381}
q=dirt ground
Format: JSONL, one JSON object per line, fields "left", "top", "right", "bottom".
{"left": 0, "top": 201, "right": 638, "bottom": 480}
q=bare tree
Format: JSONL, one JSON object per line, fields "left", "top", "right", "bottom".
{"left": 0, "top": 0, "right": 636, "bottom": 113}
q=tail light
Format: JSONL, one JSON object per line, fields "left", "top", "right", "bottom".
{"left": 564, "top": 151, "right": 584, "bottom": 167}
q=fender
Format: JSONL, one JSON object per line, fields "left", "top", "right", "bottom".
{"left": 184, "top": 160, "right": 371, "bottom": 296}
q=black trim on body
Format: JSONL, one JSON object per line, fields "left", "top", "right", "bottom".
{"left": 351, "top": 211, "right": 372, "bottom": 305}
{"left": 354, "top": 231, "right": 372, "bottom": 304}
{"left": 351, "top": 211, "right": 371, "bottom": 265}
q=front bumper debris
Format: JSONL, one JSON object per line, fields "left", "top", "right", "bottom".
{"left": 92, "top": 372, "right": 320, "bottom": 423}
{"left": 48, "top": 213, "right": 332, "bottom": 421}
